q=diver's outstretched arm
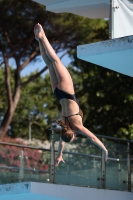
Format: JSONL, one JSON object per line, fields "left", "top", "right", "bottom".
{"left": 80, "top": 126, "right": 108, "bottom": 161}
{"left": 55, "top": 138, "right": 65, "bottom": 166}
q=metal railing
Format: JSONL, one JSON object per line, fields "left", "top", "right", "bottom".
{"left": 0, "top": 129, "right": 133, "bottom": 192}
{"left": 0, "top": 142, "right": 50, "bottom": 184}
{"left": 50, "top": 124, "right": 133, "bottom": 192}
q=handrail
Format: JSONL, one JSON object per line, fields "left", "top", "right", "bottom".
{"left": 0, "top": 166, "right": 49, "bottom": 173}
{"left": 95, "top": 134, "right": 133, "bottom": 143}
{"left": 0, "top": 141, "right": 132, "bottom": 162}
{"left": 0, "top": 140, "right": 132, "bottom": 162}
{"left": 62, "top": 151, "right": 133, "bottom": 162}
{"left": 0, "top": 141, "right": 50, "bottom": 151}
{"left": 0, "top": 140, "right": 132, "bottom": 163}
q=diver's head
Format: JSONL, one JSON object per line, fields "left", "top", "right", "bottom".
{"left": 57, "top": 120, "right": 74, "bottom": 143}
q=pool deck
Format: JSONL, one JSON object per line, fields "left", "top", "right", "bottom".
{"left": 0, "top": 182, "right": 133, "bottom": 200}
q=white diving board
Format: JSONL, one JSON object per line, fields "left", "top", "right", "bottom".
{"left": 77, "top": 35, "right": 133, "bottom": 77}
{"left": 0, "top": 182, "right": 133, "bottom": 200}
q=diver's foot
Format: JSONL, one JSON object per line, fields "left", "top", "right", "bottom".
{"left": 34, "top": 23, "right": 45, "bottom": 41}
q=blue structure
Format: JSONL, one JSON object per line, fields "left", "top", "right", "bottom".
{"left": 33, "top": 0, "right": 133, "bottom": 77}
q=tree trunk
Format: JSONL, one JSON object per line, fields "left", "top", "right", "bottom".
{"left": 0, "top": 86, "right": 21, "bottom": 139}
{"left": 0, "top": 108, "right": 14, "bottom": 139}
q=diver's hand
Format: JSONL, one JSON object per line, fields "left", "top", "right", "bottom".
{"left": 55, "top": 155, "right": 65, "bottom": 167}
{"left": 105, "top": 149, "right": 108, "bottom": 161}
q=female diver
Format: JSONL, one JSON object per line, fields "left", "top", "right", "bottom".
{"left": 34, "top": 23, "right": 108, "bottom": 166}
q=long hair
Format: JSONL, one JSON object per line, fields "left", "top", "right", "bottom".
{"left": 55, "top": 108, "right": 83, "bottom": 143}
{"left": 56, "top": 120, "right": 74, "bottom": 143}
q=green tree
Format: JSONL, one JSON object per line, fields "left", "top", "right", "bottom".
{"left": 0, "top": 67, "right": 59, "bottom": 139}
{"left": 0, "top": 0, "right": 109, "bottom": 138}
{"left": 11, "top": 72, "right": 59, "bottom": 140}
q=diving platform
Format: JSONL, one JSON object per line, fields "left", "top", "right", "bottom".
{"left": 77, "top": 35, "right": 133, "bottom": 77}
{"left": 0, "top": 182, "right": 133, "bottom": 200}
{"left": 32, "top": 0, "right": 110, "bottom": 19}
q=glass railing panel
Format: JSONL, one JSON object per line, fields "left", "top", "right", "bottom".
{"left": 53, "top": 134, "right": 132, "bottom": 191}
{"left": 0, "top": 134, "right": 132, "bottom": 192}
{"left": 22, "top": 148, "right": 50, "bottom": 183}
{"left": 54, "top": 134, "right": 103, "bottom": 188}
{"left": 131, "top": 157, "right": 133, "bottom": 192}
{"left": 0, "top": 144, "right": 50, "bottom": 184}
{"left": 0, "top": 144, "right": 22, "bottom": 184}
{"left": 131, "top": 142, "right": 133, "bottom": 192}
{"left": 104, "top": 140, "right": 128, "bottom": 191}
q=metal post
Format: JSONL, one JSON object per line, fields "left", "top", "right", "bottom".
{"left": 19, "top": 149, "right": 24, "bottom": 182}
{"left": 109, "top": 0, "right": 112, "bottom": 39}
{"left": 127, "top": 142, "right": 131, "bottom": 191}
{"left": 101, "top": 139, "right": 106, "bottom": 189}
{"left": 50, "top": 129, "right": 55, "bottom": 183}
{"left": 118, "top": 162, "right": 121, "bottom": 188}
{"left": 29, "top": 115, "right": 31, "bottom": 141}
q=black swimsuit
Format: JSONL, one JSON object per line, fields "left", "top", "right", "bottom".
{"left": 54, "top": 87, "right": 82, "bottom": 128}
{"left": 54, "top": 87, "right": 77, "bottom": 103}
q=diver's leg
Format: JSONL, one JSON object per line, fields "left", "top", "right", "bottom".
{"left": 34, "top": 23, "right": 74, "bottom": 94}
{"left": 38, "top": 39, "right": 58, "bottom": 91}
